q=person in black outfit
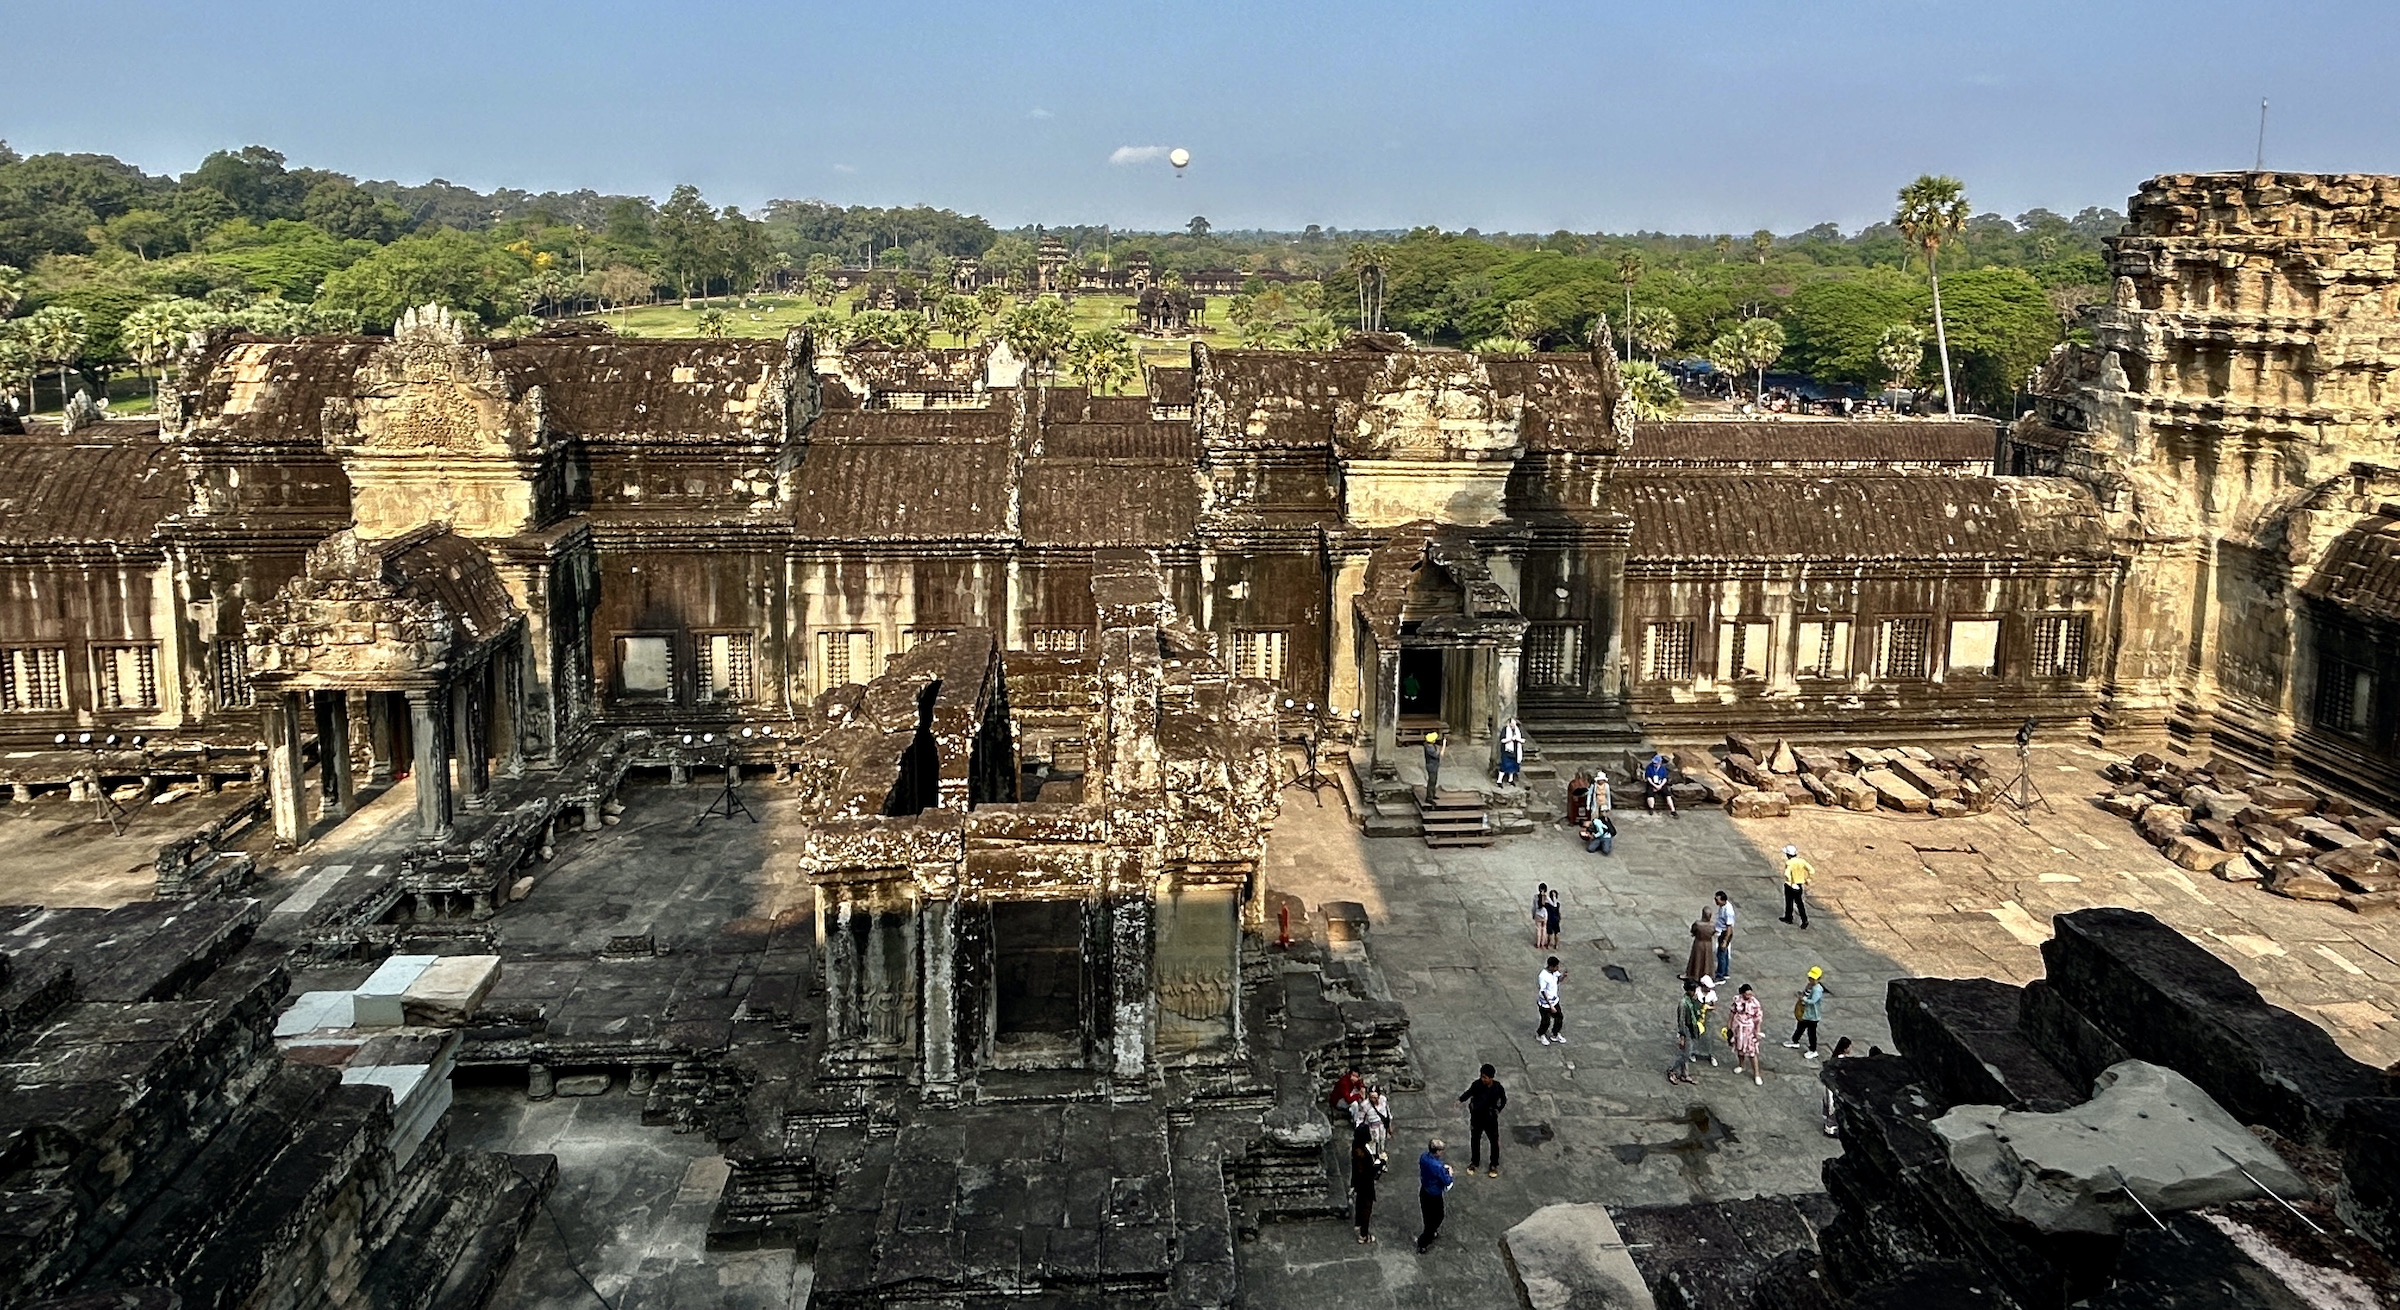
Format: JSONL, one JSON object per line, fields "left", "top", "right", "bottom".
{"left": 1457, "top": 1064, "right": 1508, "bottom": 1177}
{"left": 1349, "top": 1126, "right": 1380, "bottom": 1243}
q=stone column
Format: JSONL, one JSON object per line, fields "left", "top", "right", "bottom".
{"left": 263, "top": 691, "right": 307, "bottom": 846}
{"left": 1371, "top": 645, "right": 1402, "bottom": 775}
{"left": 366, "top": 692, "right": 396, "bottom": 784}
{"left": 1109, "top": 889, "right": 1153, "bottom": 1084}
{"left": 1495, "top": 641, "right": 1522, "bottom": 774}
{"left": 408, "top": 687, "right": 453, "bottom": 841}
{"left": 454, "top": 669, "right": 491, "bottom": 810}
{"left": 314, "top": 691, "right": 354, "bottom": 819}
{"left": 919, "top": 893, "right": 958, "bottom": 1101}
{"left": 496, "top": 647, "right": 526, "bottom": 779}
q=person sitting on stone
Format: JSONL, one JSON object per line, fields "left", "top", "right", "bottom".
{"left": 1330, "top": 1067, "right": 1365, "bottom": 1111}
{"left": 1642, "top": 752, "right": 1678, "bottom": 817}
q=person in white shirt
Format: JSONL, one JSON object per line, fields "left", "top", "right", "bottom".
{"left": 1535, "top": 956, "right": 1567, "bottom": 1045}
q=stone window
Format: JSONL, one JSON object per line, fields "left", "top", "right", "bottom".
{"left": 2031, "top": 616, "right": 2089, "bottom": 678}
{"left": 1232, "top": 629, "right": 1289, "bottom": 682}
{"left": 901, "top": 627, "right": 957, "bottom": 653}
{"left": 1717, "top": 620, "right": 1772, "bottom": 681}
{"left": 2315, "top": 656, "right": 2375, "bottom": 739}
{"left": 992, "top": 899, "right": 1084, "bottom": 1043}
{"left": 215, "top": 641, "right": 255, "bottom": 710}
{"left": 1028, "top": 627, "right": 1088, "bottom": 655}
{"left": 1525, "top": 623, "right": 1583, "bottom": 687}
{"left": 817, "top": 630, "right": 876, "bottom": 693}
{"left": 1642, "top": 621, "right": 1695, "bottom": 682}
{"left": 89, "top": 644, "right": 159, "bottom": 710}
{"left": 699, "top": 631, "right": 756, "bottom": 702}
{"left": 1796, "top": 620, "right": 1852, "bottom": 679}
{"left": 0, "top": 647, "right": 68, "bottom": 712}
{"left": 1876, "top": 618, "right": 1932, "bottom": 680}
{"left": 616, "top": 635, "right": 674, "bottom": 701}
{"left": 1946, "top": 619, "right": 2001, "bottom": 677}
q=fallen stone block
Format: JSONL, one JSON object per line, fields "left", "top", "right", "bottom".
{"left": 2269, "top": 860, "right": 2346, "bottom": 902}
{"left": 1930, "top": 799, "right": 1968, "bottom": 819}
{"left": 1892, "top": 757, "right": 1962, "bottom": 801}
{"left": 1831, "top": 774, "right": 1879, "bottom": 812}
{"left": 2317, "top": 844, "right": 2400, "bottom": 894}
{"left": 2195, "top": 818, "right": 2243, "bottom": 852}
{"left": 1726, "top": 732, "right": 1772, "bottom": 763}
{"left": 2179, "top": 786, "right": 2250, "bottom": 822}
{"left": 1767, "top": 740, "right": 1800, "bottom": 775}
{"left": 1887, "top": 977, "right": 2081, "bottom": 1112}
{"left": 2292, "top": 815, "right": 2369, "bottom": 851}
{"left": 2337, "top": 810, "right": 2392, "bottom": 839}
{"left": 2249, "top": 783, "right": 2316, "bottom": 815}
{"left": 2095, "top": 793, "right": 2151, "bottom": 819}
{"left": 1724, "top": 754, "right": 1769, "bottom": 788}
{"left": 1845, "top": 746, "right": 1888, "bottom": 771}
{"left": 2163, "top": 835, "right": 2235, "bottom": 874}
{"left": 554, "top": 1073, "right": 612, "bottom": 1097}
{"left": 1896, "top": 746, "right": 1935, "bottom": 763}
{"left": 1778, "top": 777, "right": 1812, "bottom": 805}
{"left": 1934, "top": 1061, "right": 2311, "bottom": 1236}
{"left": 2220, "top": 853, "right": 2267, "bottom": 883}
{"left": 1503, "top": 1203, "right": 1655, "bottom": 1310}
{"left": 2137, "top": 804, "right": 2194, "bottom": 847}
{"left": 2340, "top": 891, "right": 2400, "bottom": 917}
{"left": 1860, "top": 769, "right": 1930, "bottom": 813}
{"left": 1728, "top": 790, "right": 1791, "bottom": 819}
{"left": 1799, "top": 773, "right": 1836, "bottom": 806}
{"left": 1791, "top": 746, "right": 1836, "bottom": 777}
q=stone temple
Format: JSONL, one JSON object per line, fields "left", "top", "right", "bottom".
{"left": 0, "top": 172, "right": 2395, "bottom": 1308}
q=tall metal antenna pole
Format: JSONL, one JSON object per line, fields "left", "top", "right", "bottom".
{"left": 2255, "top": 98, "right": 2269, "bottom": 171}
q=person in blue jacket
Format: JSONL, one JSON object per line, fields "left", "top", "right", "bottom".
{"left": 1642, "top": 751, "right": 1678, "bottom": 816}
{"left": 1414, "top": 1138, "right": 1455, "bottom": 1253}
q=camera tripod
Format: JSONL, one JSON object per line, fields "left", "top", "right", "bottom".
{"left": 694, "top": 747, "right": 756, "bottom": 825}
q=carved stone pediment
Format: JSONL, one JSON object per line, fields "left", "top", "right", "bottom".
{"left": 323, "top": 304, "right": 549, "bottom": 460}
{"left": 1334, "top": 354, "right": 1526, "bottom": 461}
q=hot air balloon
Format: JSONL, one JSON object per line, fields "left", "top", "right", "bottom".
{"left": 1169, "top": 148, "right": 1190, "bottom": 173}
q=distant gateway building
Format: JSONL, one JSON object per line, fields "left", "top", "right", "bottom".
{"left": 0, "top": 172, "right": 2392, "bottom": 827}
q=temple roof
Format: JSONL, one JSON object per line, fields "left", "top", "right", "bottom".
{"left": 1622, "top": 420, "right": 2000, "bottom": 468}
{"left": 179, "top": 338, "right": 381, "bottom": 443}
{"left": 0, "top": 424, "right": 180, "bottom": 548}
{"left": 789, "top": 441, "right": 1018, "bottom": 542}
{"left": 1619, "top": 473, "right": 2109, "bottom": 561}
{"left": 1020, "top": 459, "right": 1200, "bottom": 547}
{"left": 2305, "top": 514, "right": 2400, "bottom": 626}
{"left": 486, "top": 338, "right": 788, "bottom": 442}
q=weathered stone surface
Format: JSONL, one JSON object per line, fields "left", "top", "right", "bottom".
{"left": 1930, "top": 799, "right": 1968, "bottom": 819}
{"left": 1886, "top": 977, "right": 2080, "bottom": 1113}
{"left": 1846, "top": 747, "right": 1889, "bottom": 771}
{"left": 2220, "top": 852, "right": 2268, "bottom": 883}
{"left": 1502, "top": 1203, "right": 1655, "bottom": 1310}
{"left": 1859, "top": 769, "right": 1930, "bottom": 813}
{"left": 2315, "top": 843, "right": 2400, "bottom": 893}
{"left": 1831, "top": 773, "right": 1880, "bottom": 812}
{"left": 2163, "top": 834, "right": 2236, "bottom": 874}
{"left": 399, "top": 954, "right": 501, "bottom": 1026}
{"left": 1892, "top": 757, "right": 1961, "bottom": 801}
{"left": 2268, "top": 860, "right": 2346, "bottom": 902}
{"left": 2248, "top": 784, "right": 2316, "bottom": 815}
{"left": 1934, "top": 1061, "right": 2310, "bottom": 1235}
{"left": 2137, "top": 803, "right": 2194, "bottom": 846}
{"left": 1791, "top": 746, "right": 1836, "bottom": 777}
{"left": 2179, "top": 786, "right": 2250, "bottom": 822}
{"left": 2096, "top": 792, "right": 2151, "bottom": 819}
{"left": 2337, "top": 1097, "right": 2400, "bottom": 1260}
{"left": 2291, "top": 815, "right": 2368, "bottom": 851}
{"left": 554, "top": 1073, "right": 611, "bottom": 1096}
{"left": 2040, "top": 908, "right": 2390, "bottom": 1146}
{"left": 1728, "top": 789, "right": 1791, "bottom": 819}
{"left": 1767, "top": 740, "right": 1800, "bottom": 775}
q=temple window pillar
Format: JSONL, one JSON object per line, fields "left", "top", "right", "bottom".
{"left": 263, "top": 692, "right": 307, "bottom": 846}
{"left": 314, "top": 690, "right": 354, "bottom": 819}
{"left": 409, "top": 687, "right": 454, "bottom": 841}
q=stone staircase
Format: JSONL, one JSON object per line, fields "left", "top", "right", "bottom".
{"left": 1417, "top": 787, "right": 1495, "bottom": 849}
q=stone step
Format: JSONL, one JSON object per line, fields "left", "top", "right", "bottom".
{"left": 171, "top": 1083, "right": 391, "bottom": 1307}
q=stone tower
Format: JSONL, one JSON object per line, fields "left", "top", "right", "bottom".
{"left": 2032, "top": 173, "right": 2400, "bottom": 791}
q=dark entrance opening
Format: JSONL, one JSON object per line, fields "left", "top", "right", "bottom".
{"left": 992, "top": 900, "right": 1084, "bottom": 1041}
{"left": 1399, "top": 646, "right": 1444, "bottom": 718}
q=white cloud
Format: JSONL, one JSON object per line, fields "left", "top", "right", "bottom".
{"left": 833, "top": 163, "right": 858, "bottom": 174}
{"left": 1109, "top": 145, "right": 1170, "bottom": 166}
{"left": 1028, "top": 107, "right": 1054, "bottom": 119}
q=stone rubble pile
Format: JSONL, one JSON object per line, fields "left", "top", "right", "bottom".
{"left": 2095, "top": 752, "right": 2399, "bottom": 915}
{"left": 1660, "top": 734, "right": 2006, "bottom": 821}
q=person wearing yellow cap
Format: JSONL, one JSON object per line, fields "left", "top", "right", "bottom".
{"left": 1779, "top": 845, "right": 1812, "bottom": 929}
{"left": 1784, "top": 967, "right": 1826, "bottom": 1059}
{"left": 1422, "top": 731, "right": 1446, "bottom": 797}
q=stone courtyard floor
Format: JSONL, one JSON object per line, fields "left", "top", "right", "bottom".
{"left": 1239, "top": 741, "right": 2400, "bottom": 1308}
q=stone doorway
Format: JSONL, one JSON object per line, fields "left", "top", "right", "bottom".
{"left": 1399, "top": 645, "right": 1445, "bottom": 720}
{"left": 990, "top": 899, "right": 1086, "bottom": 1069}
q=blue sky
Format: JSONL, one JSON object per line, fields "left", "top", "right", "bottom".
{"left": 11, "top": 1, "right": 2397, "bottom": 233}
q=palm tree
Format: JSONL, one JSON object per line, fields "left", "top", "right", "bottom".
{"left": 0, "top": 328, "right": 34, "bottom": 420}
{"left": 25, "top": 307, "right": 88, "bottom": 414}
{"left": 696, "top": 308, "right": 732, "bottom": 339}
{"left": 1618, "top": 360, "right": 1683, "bottom": 419}
{"left": 0, "top": 264, "right": 24, "bottom": 318}
{"left": 1629, "top": 306, "right": 1679, "bottom": 361}
{"left": 1896, "top": 175, "right": 1971, "bottom": 416}
{"left": 1751, "top": 229, "right": 1775, "bottom": 265}
{"left": 119, "top": 299, "right": 201, "bottom": 399}
{"left": 1874, "top": 324, "right": 1924, "bottom": 402}
{"left": 1712, "top": 235, "right": 1734, "bottom": 265}
{"left": 1501, "top": 299, "right": 1542, "bottom": 344}
{"left": 1708, "top": 318, "right": 1785, "bottom": 402}
{"left": 1615, "top": 252, "right": 1644, "bottom": 362}
{"left": 1344, "top": 244, "right": 1375, "bottom": 331}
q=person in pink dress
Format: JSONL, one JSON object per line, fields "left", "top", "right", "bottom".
{"left": 1730, "top": 983, "right": 1766, "bottom": 1086}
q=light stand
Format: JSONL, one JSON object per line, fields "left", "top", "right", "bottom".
{"left": 1281, "top": 700, "right": 1354, "bottom": 807}
{"left": 688, "top": 726, "right": 766, "bottom": 826}
{"left": 1999, "top": 717, "right": 2050, "bottom": 818}
{"left": 56, "top": 731, "right": 145, "bottom": 837}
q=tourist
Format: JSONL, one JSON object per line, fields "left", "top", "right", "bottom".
{"left": 1682, "top": 907, "right": 1715, "bottom": 984}
{"left": 1730, "top": 983, "right": 1765, "bottom": 1085}
{"left": 1457, "top": 1064, "right": 1508, "bottom": 1177}
{"left": 1784, "top": 967, "right": 1826, "bottom": 1058}
{"left": 1780, "top": 845, "right": 1812, "bottom": 928}
{"left": 1415, "top": 1138, "right": 1454, "bottom": 1253}
{"left": 1499, "top": 717, "right": 1526, "bottom": 786}
{"left": 1531, "top": 883, "right": 1550, "bottom": 948}
{"left": 1666, "top": 981, "right": 1703, "bottom": 1086}
{"left": 1564, "top": 769, "right": 1592, "bottom": 825}
{"left": 1535, "top": 955, "right": 1566, "bottom": 1045}
{"left": 1330, "top": 1067, "right": 1365, "bottom": 1111}
{"left": 1544, "top": 889, "right": 1563, "bottom": 952}
{"left": 1694, "top": 975, "right": 1720, "bottom": 1066}
{"left": 1590, "top": 770, "right": 1614, "bottom": 816}
{"left": 1821, "top": 1037, "right": 1859, "bottom": 1136}
{"left": 1352, "top": 1082, "right": 1393, "bottom": 1154}
{"left": 1713, "top": 890, "right": 1736, "bottom": 981}
{"left": 1423, "top": 731, "right": 1446, "bottom": 796}
{"left": 1642, "top": 752, "right": 1677, "bottom": 816}
{"left": 1580, "top": 809, "right": 1616, "bottom": 856}
{"left": 1351, "top": 1126, "right": 1382, "bottom": 1243}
